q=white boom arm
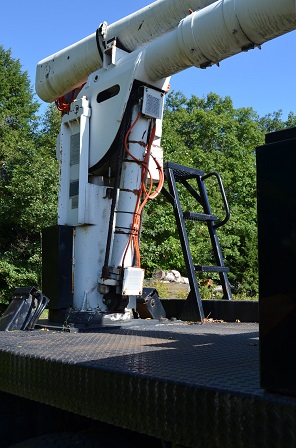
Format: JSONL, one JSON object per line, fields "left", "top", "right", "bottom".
{"left": 36, "top": 0, "right": 296, "bottom": 320}
{"left": 144, "top": 0, "right": 296, "bottom": 80}
{"left": 36, "top": 0, "right": 218, "bottom": 103}
{"left": 36, "top": 0, "right": 296, "bottom": 103}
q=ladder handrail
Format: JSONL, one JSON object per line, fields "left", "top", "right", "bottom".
{"left": 202, "top": 171, "right": 230, "bottom": 229}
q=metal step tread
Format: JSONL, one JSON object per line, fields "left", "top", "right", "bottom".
{"left": 164, "top": 162, "right": 204, "bottom": 181}
{"left": 183, "top": 211, "right": 218, "bottom": 222}
{"left": 194, "top": 265, "right": 230, "bottom": 273}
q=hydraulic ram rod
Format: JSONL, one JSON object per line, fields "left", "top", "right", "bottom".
{"left": 35, "top": 0, "right": 217, "bottom": 102}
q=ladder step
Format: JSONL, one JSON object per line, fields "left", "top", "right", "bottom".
{"left": 164, "top": 162, "right": 204, "bottom": 181}
{"left": 194, "top": 265, "right": 230, "bottom": 273}
{"left": 183, "top": 212, "right": 217, "bottom": 222}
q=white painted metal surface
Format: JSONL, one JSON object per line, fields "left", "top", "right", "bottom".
{"left": 144, "top": 0, "right": 296, "bottom": 80}
{"left": 86, "top": 49, "right": 141, "bottom": 170}
{"left": 73, "top": 194, "right": 112, "bottom": 311}
{"left": 57, "top": 97, "right": 91, "bottom": 226}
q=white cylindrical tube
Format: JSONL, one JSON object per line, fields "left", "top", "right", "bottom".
{"left": 35, "top": 0, "right": 218, "bottom": 102}
{"left": 144, "top": 0, "right": 296, "bottom": 80}
{"left": 110, "top": 110, "right": 149, "bottom": 268}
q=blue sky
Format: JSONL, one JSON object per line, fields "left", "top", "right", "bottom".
{"left": 1, "top": 0, "right": 296, "bottom": 119}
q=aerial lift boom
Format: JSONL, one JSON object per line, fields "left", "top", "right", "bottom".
{"left": 34, "top": 0, "right": 296, "bottom": 322}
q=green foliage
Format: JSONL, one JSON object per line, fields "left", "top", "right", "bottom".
{"left": 0, "top": 47, "right": 39, "bottom": 134}
{"left": 0, "top": 47, "right": 59, "bottom": 302}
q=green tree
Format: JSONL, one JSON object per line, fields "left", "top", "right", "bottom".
{"left": 0, "top": 47, "right": 59, "bottom": 302}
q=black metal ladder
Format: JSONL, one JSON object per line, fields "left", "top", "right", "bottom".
{"left": 162, "top": 162, "right": 232, "bottom": 322}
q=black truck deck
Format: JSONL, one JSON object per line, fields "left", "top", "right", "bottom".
{"left": 0, "top": 318, "right": 296, "bottom": 448}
